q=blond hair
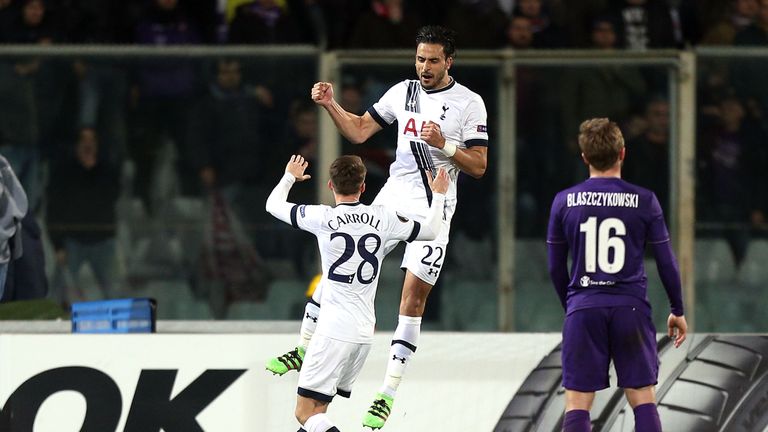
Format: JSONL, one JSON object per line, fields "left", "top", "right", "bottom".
{"left": 578, "top": 118, "right": 624, "bottom": 171}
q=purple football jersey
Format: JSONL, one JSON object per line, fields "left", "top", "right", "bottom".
{"left": 547, "top": 177, "right": 669, "bottom": 314}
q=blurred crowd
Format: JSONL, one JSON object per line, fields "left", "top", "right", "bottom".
{"left": 0, "top": 0, "right": 766, "bottom": 309}
{"left": 1, "top": 0, "right": 768, "bottom": 49}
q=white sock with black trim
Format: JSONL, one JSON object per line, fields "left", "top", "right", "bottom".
{"left": 380, "top": 315, "right": 421, "bottom": 397}
{"left": 304, "top": 413, "right": 336, "bottom": 432}
{"left": 298, "top": 282, "right": 323, "bottom": 349}
{"left": 298, "top": 300, "right": 320, "bottom": 349}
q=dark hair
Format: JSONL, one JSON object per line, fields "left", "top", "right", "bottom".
{"left": 578, "top": 118, "right": 624, "bottom": 171}
{"left": 329, "top": 155, "right": 366, "bottom": 195}
{"left": 415, "top": 26, "right": 457, "bottom": 59}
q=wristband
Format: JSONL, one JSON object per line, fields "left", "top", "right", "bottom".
{"left": 440, "top": 140, "right": 458, "bottom": 157}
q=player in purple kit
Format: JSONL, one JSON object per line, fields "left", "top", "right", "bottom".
{"left": 546, "top": 118, "right": 688, "bottom": 432}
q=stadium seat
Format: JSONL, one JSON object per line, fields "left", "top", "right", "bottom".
{"left": 440, "top": 279, "right": 497, "bottom": 331}
{"left": 741, "top": 239, "right": 768, "bottom": 286}
{"left": 695, "top": 238, "right": 736, "bottom": 282}
{"left": 226, "top": 279, "right": 307, "bottom": 320}
{"left": 515, "top": 239, "right": 549, "bottom": 282}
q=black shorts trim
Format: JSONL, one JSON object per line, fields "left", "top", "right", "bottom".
{"left": 298, "top": 387, "right": 333, "bottom": 402}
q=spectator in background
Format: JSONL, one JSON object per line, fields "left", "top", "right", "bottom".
{"left": 228, "top": 0, "right": 305, "bottom": 44}
{"left": 3, "top": 0, "right": 57, "bottom": 43}
{"left": 47, "top": 128, "right": 119, "bottom": 303}
{"left": 188, "top": 59, "right": 274, "bottom": 229}
{"left": 0, "top": 0, "right": 19, "bottom": 41}
{"left": 131, "top": 0, "right": 201, "bottom": 214}
{"left": 624, "top": 97, "right": 671, "bottom": 215}
{"left": 700, "top": 0, "right": 758, "bottom": 45}
{"left": 318, "top": 0, "right": 369, "bottom": 49}
{"left": 272, "top": 99, "right": 319, "bottom": 276}
{"left": 2, "top": 212, "right": 47, "bottom": 302}
{"left": 678, "top": 0, "right": 730, "bottom": 45}
{"left": 735, "top": 0, "right": 768, "bottom": 44}
{"left": 60, "top": 0, "right": 119, "bottom": 43}
{"left": 733, "top": 0, "right": 768, "bottom": 125}
{"left": 338, "top": 77, "right": 390, "bottom": 199}
{"left": 505, "top": 12, "right": 567, "bottom": 236}
{"left": 608, "top": 0, "right": 678, "bottom": 50}
{"left": 698, "top": 93, "right": 767, "bottom": 268}
{"left": 547, "top": 0, "right": 608, "bottom": 48}
{"left": 0, "top": 153, "right": 27, "bottom": 302}
{"left": 561, "top": 16, "right": 648, "bottom": 178}
{"left": 506, "top": 14, "right": 534, "bottom": 49}
{"left": 347, "top": 0, "right": 423, "bottom": 48}
{"left": 512, "top": 0, "right": 568, "bottom": 48}
{"left": 444, "top": 0, "right": 507, "bottom": 48}
{"left": 282, "top": 100, "right": 318, "bottom": 196}
{"left": 0, "top": 0, "right": 61, "bottom": 214}
{"left": 63, "top": 0, "right": 129, "bottom": 166}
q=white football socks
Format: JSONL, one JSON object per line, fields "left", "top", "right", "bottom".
{"left": 299, "top": 300, "right": 320, "bottom": 349}
{"left": 304, "top": 413, "right": 335, "bottom": 432}
{"left": 299, "top": 282, "right": 323, "bottom": 349}
{"left": 380, "top": 315, "right": 422, "bottom": 397}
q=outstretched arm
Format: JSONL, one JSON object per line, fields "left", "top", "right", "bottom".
{"left": 265, "top": 155, "right": 312, "bottom": 225}
{"left": 311, "top": 82, "right": 382, "bottom": 144}
{"left": 412, "top": 169, "right": 450, "bottom": 241}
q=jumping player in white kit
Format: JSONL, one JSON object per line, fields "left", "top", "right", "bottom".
{"left": 266, "top": 155, "right": 450, "bottom": 432}
{"left": 266, "top": 25, "right": 488, "bottom": 429}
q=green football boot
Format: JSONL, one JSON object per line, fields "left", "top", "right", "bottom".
{"left": 362, "top": 392, "right": 394, "bottom": 430}
{"left": 265, "top": 346, "right": 305, "bottom": 376}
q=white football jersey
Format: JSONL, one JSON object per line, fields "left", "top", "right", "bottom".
{"left": 290, "top": 201, "right": 423, "bottom": 344}
{"left": 368, "top": 78, "right": 489, "bottom": 204}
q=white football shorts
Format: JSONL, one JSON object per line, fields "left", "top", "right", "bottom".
{"left": 297, "top": 334, "right": 372, "bottom": 402}
{"left": 372, "top": 177, "right": 455, "bottom": 286}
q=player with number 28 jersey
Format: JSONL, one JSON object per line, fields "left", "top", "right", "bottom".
{"left": 286, "top": 198, "right": 442, "bottom": 345}
{"left": 267, "top": 155, "right": 449, "bottom": 432}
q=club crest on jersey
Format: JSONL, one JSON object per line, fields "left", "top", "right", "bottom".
{"left": 440, "top": 104, "right": 449, "bottom": 120}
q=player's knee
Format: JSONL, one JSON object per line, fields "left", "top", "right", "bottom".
{"left": 624, "top": 385, "right": 656, "bottom": 408}
{"left": 565, "top": 389, "right": 595, "bottom": 411}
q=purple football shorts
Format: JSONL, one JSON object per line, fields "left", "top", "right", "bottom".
{"left": 561, "top": 306, "right": 658, "bottom": 392}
